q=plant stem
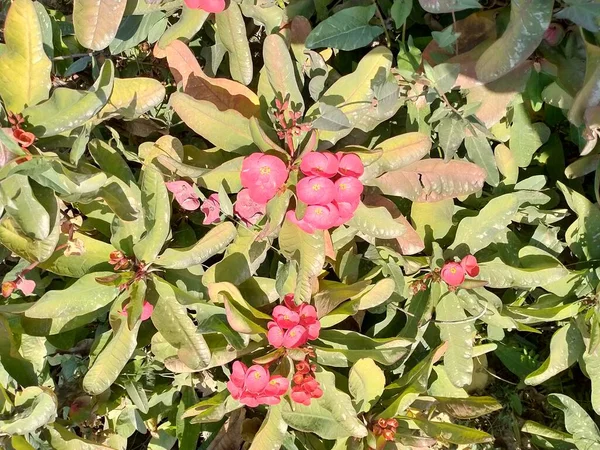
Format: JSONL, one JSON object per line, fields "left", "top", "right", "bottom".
{"left": 52, "top": 52, "right": 95, "bottom": 61}
{"left": 374, "top": 0, "right": 392, "bottom": 48}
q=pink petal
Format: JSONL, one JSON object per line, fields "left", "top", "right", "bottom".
{"left": 460, "top": 255, "right": 480, "bottom": 277}
{"left": 245, "top": 365, "right": 270, "bottom": 393}
{"left": 141, "top": 301, "right": 154, "bottom": 321}
{"left": 297, "top": 176, "right": 335, "bottom": 206}
{"left": 246, "top": 183, "right": 279, "bottom": 204}
{"left": 337, "top": 153, "right": 364, "bottom": 177}
{"left": 201, "top": 194, "right": 221, "bottom": 225}
{"left": 334, "top": 177, "right": 363, "bottom": 203}
{"left": 440, "top": 262, "right": 466, "bottom": 286}
{"left": 227, "top": 380, "right": 243, "bottom": 399}
{"left": 291, "top": 387, "right": 311, "bottom": 405}
{"left": 231, "top": 361, "right": 247, "bottom": 386}
{"left": 300, "top": 152, "right": 338, "bottom": 178}
{"left": 282, "top": 325, "right": 309, "bottom": 348}
{"left": 272, "top": 305, "right": 300, "bottom": 329}
{"left": 306, "top": 322, "right": 321, "bottom": 341}
{"left": 298, "top": 304, "right": 317, "bottom": 325}
{"left": 16, "top": 278, "right": 36, "bottom": 296}
{"left": 234, "top": 188, "right": 267, "bottom": 224}
{"left": 166, "top": 180, "right": 194, "bottom": 196}
{"left": 286, "top": 210, "right": 316, "bottom": 234}
{"left": 239, "top": 392, "right": 260, "bottom": 407}
{"left": 179, "top": 196, "right": 201, "bottom": 211}
{"left": 267, "top": 325, "right": 284, "bottom": 348}
{"left": 264, "top": 375, "right": 290, "bottom": 396}
{"left": 303, "top": 203, "right": 340, "bottom": 230}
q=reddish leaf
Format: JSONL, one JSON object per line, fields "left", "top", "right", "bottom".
{"left": 370, "top": 159, "right": 485, "bottom": 202}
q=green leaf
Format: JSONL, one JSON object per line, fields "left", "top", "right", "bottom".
{"left": 0, "top": 215, "right": 60, "bottom": 263}
{"left": 23, "top": 60, "right": 115, "bottom": 137}
{"left": 124, "top": 381, "right": 149, "bottom": 414}
{"left": 171, "top": 92, "right": 255, "bottom": 153}
{"left": 47, "top": 423, "right": 115, "bottom": 450}
{"left": 312, "top": 104, "right": 351, "bottom": 131}
{"left": 305, "top": 5, "right": 382, "bottom": 51}
{"left": 411, "top": 198, "right": 454, "bottom": 241}
{"left": 207, "top": 282, "right": 271, "bottom": 334}
{"left": 182, "top": 390, "right": 241, "bottom": 423}
{"left": 347, "top": 201, "right": 406, "bottom": 239}
{"left": 434, "top": 396, "right": 503, "bottom": 419}
{"left": 282, "top": 370, "right": 367, "bottom": 440}
{"left": 548, "top": 394, "right": 600, "bottom": 450}
{"left": 314, "top": 330, "right": 412, "bottom": 367}
{"left": 83, "top": 318, "right": 140, "bottom": 395}
{"left": 0, "top": 0, "right": 52, "bottom": 113}
{"left": 429, "top": 63, "right": 460, "bottom": 94}
{"left": 418, "top": 0, "right": 481, "bottom": 13}
{"left": 568, "top": 33, "right": 600, "bottom": 127}
{"left": 525, "top": 323, "right": 584, "bottom": 386}
{"left": 475, "top": 0, "right": 552, "bottom": 82}
{"left": 438, "top": 117, "right": 465, "bottom": 160}
{"left": 249, "top": 403, "right": 288, "bottom": 450}
{"left": 73, "top": 0, "right": 127, "bottom": 50}
{"left": 0, "top": 315, "right": 38, "bottom": 387}
{"left": 157, "top": 6, "right": 209, "bottom": 51}
{"left": 96, "top": 77, "right": 166, "bottom": 121}
{"left": 133, "top": 164, "right": 171, "bottom": 263}
{"left": 198, "top": 157, "right": 244, "bottom": 192}
{"left": 109, "top": 12, "right": 164, "bottom": 54}
{"left": 176, "top": 386, "right": 202, "bottom": 450}
{"left": 348, "top": 358, "right": 385, "bottom": 413}
{"left": 437, "top": 291, "right": 475, "bottom": 388}
{"left": 156, "top": 222, "right": 236, "bottom": 269}
{"left": 263, "top": 33, "right": 304, "bottom": 114}
{"left": 509, "top": 102, "right": 551, "bottom": 167}
{"left": 408, "top": 418, "right": 494, "bottom": 445}
{"left": 0, "top": 174, "right": 58, "bottom": 241}
{"left": 464, "top": 134, "right": 499, "bottom": 186}
{"left": 24, "top": 272, "right": 120, "bottom": 335}
{"left": 150, "top": 277, "right": 211, "bottom": 370}
{"left": 555, "top": 2, "right": 600, "bottom": 32}
{"left": 0, "top": 387, "right": 57, "bottom": 435}
{"left": 391, "top": 0, "right": 412, "bottom": 28}
{"left": 215, "top": 3, "right": 253, "bottom": 85}
{"left": 451, "top": 193, "right": 520, "bottom": 254}
{"left": 279, "top": 216, "right": 325, "bottom": 303}
{"left": 370, "top": 159, "right": 485, "bottom": 202}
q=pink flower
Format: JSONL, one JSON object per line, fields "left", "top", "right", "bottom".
{"left": 460, "top": 255, "right": 480, "bottom": 277}
{"left": 12, "top": 129, "right": 35, "bottom": 148}
{"left": 184, "top": 0, "right": 225, "bottom": 12}
{"left": 166, "top": 181, "right": 201, "bottom": 211}
{"left": 337, "top": 153, "right": 364, "bottom": 178}
{"left": 234, "top": 189, "right": 266, "bottom": 226}
{"left": 303, "top": 203, "right": 340, "bottom": 230}
{"left": 300, "top": 152, "right": 338, "bottom": 178}
{"left": 291, "top": 386, "right": 311, "bottom": 406}
{"left": 119, "top": 300, "right": 154, "bottom": 321}
{"left": 334, "top": 177, "right": 363, "bottom": 203}
{"left": 298, "top": 304, "right": 317, "bottom": 324}
{"left": 286, "top": 210, "right": 315, "bottom": 234}
{"left": 16, "top": 278, "right": 36, "bottom": 296}
{"left": 201, "top": 194, "right": 220, "bottom": 225}
{"left": 283, "top": 325, "right": 309, "bottom": 348}
{"left": 267, "top": 322, "right": 285, "bottom": 348}
{"left": 272, "top": 305, "right": 300, "bottom": 329}
{"left": 226, "top": 362, "right": 290, "bottom": 407}
{"left": 334, "top": 198, "right": 360, "bottom": 221}
{"left": 241, "top": 154, "right": 289, "bottom": 204}
{"left": 296, "top": 176, "right": 335, "bottom": 206}
{"left": 440, "top": 262, "right": 465, "bottom": 286}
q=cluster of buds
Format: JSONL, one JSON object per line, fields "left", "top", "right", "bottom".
{"left": 8, "top": 112, "right": 35, "bottom": 150}
{"left": 373, "top": 418, "right": 398, "bottom": 442}
{"left": 2, "top": 275, "right": 36, "bottom": 297}
{"left": 267, "top": 294, "right": 321, "bottom": 349}
{"left": 108, "top": 250, "right": 131, "bottom": 271}
{"left": 291, "top": 360, "right": 323, "bottom": 406}
{"left": 273, "top": 98, "right": 311, "bottom": 155}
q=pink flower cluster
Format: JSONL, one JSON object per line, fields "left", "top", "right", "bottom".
{"left": 291, "top": 361, "right": 323, "bottom": 406}
{"left": 241, "top": 154, "right": 289, "bottom": 204}
{"left": 267, "top": 295, "right": 321, "bottom": 349}
{"left": 287, "top": 152, "right": 364, "bottom": 233}
{"left": 227, "top": 361, "right": 289, "bottom": 407}
{"left": 441, "top": 255, "right": 480, "bottom": 286}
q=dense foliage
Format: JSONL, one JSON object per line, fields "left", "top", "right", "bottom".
{"left": 1, "top": 0, "right": 600, "bottom": 448}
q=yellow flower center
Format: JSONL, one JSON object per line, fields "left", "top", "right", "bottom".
{"left": 284, "top": 314, "right": 289, "bottom": 320}
{"left": 450, "top": 267, "right": 456, "bottom": 274}
{"left": 314, "top": 207, "right": 323, "bottom": 215}
{"left": 269, "top": 380, "right": 277, "bottom": 385}
{"left": 254, "top": 372, "right": 262, "bottom": 379}
{"left": 312, "top": 183, "right": 321, "bottom": 191}
{"left": 290, "top": 331, "right": 296, "bottom": 337}
{"left": 260, "top": 166, "right": 271, "bottom": 175}
{"left": 339, "top": 183, "right": 347, "bottom": 190}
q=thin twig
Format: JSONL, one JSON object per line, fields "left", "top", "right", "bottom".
{"left": 451, "top": 10, "right": 458, "bottom": 56}
{"left": 374, "top": 0, "right": 391, "bottom": 48}
{"left": 52, "top": 52, "right": 95, "bottom": 61}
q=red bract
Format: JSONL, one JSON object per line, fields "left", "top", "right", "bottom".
{"left": 300, "top": 152, "right": 338, "bottom": 178}
{"left": 166, "top": 180, "right": 201, "bottom": 211}
{"left": 296, "top": 176, "right": 335, "bottom": 205}
{"left": 200, "top": 193, "right": 220, "bottom": 225}
{"left": 234, "top": 188, "right": 266, "bottom": 226}
{"left": 334, "top": 176, "right": 363, "bottom": 203}
{"left": 240, "top": 154, "right": 288, "bottom": 204}
{"left": 226, "top": 362, "right": 289, "bottom": 407}
{"left": 12, "top": 129, "right": 35, "bottom": 148}
{"left": 183, "top": 0, "right": 225, "bottom": 12}
{"left": 441, "top": 262, "right": 465, "bottom": 286}
{"left": 337, "top": 153, "right": 364, "bottom": 177}
{"left": 460, "top": 254, "right": 480, "bottom": 277}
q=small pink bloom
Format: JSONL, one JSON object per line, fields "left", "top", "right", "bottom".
{"left": 263, "top": 375, "right": 289, "bottom": 396}
{"left": 286, "top": 210, "right": 316, "bottom": 234}
{"left": 267, "top": 322, "right": 284, "bottom": 348}
{"left": 234, "top": 188, "right": 266, "bottom": 226}
{"left": 283, "top": 325, "right": 308, "bottom": 348}
{"left": 302, "top": 376, "right": 320, "bottom": 393}
{"left": 283, "top": 293, "right": 298, "bottom": 311}
{"left": 334, "top": 198, "right": 360, "bottom": 220}
{"left": 300, "top": 152, "right": 338, "bottom": 178}
{"left": 303, "top": 203, "right": 340, "bottom": 230}
{"left": 334, "top": 177, "right": 363, "bottom": 203}
{"left": 311, "top": 387, "right": 323, "bottom": 399}
{"left": 166, "top": 180, "right": 200, "bottom": 211}
{"left": 201, "top": 194, "right": 221, "bottom": 225}
{"left": 337, "top": 153, "right": 364, "bottom": 177}
{"left": 441, "top": 262, "right": 466, "bottom": 286}
{"left": 231, "top": 361, "right": 247, "bottom": 387}
{"left": 240, "top": 391, "right": 260, "bottom": 407}
{"left": 15, "top": 278, "right": 35, "bottom": 296}
{"left": 241, "top": 154, "right": 288, "bottom": 204}
{"left": 272, "top": 305, "right": 300, "bottom": 329}
{"left": 227, "top": 380, "right": 244, "bottom": 399}
{"left": 306, "top": 322, "right": 321, "bottom": 341}
{"left": 296, "top": 176, "right": 335, "bottom": 206}
{"left": 460, "top": 255, "right": 480, "bottom": 277}
{"left": 245, "top": 365, "right": 270, "bottom": 393}
{"left": 141, "top": 301, "right": 154, "bottom": 321}
{"left": 298, "top": 304, "right": 317, "bottom": 325}
{"left": 184, "top": 0, "right": 225, "bottom": 12}
{"left": 291, "top": 386, "right": 311, "bottom": 405}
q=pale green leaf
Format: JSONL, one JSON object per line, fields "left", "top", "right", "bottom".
{"left": 349, "top": 358, "right": 385, "bottom": 413}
